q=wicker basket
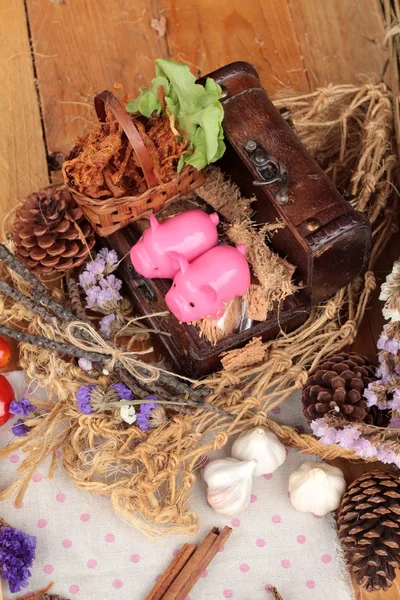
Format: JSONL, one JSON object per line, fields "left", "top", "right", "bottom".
{"left": 62, "top": 91, "right": 205, "bottom": 237}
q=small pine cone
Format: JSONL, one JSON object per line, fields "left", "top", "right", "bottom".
{"left": 302, "top": 352, "right": 376, "bottom": 423}
{"left": 13, "top": 187, "right": 95, "bottom": 274}
{"left": 338, "top": 471, "right": 400, "bottom": 592}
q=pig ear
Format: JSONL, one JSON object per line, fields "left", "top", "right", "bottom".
{"left": 149, "top": 214, "right": 159, "bottom": 234}
{"left": 167, "top": 252, "right": 187, "bottom": 273}
{"left": 201, "top": 284, "right": 217, "bottom": 303}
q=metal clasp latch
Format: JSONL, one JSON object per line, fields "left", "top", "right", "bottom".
{"left": 244, "top": 141, "right": 289, "bottom": 204}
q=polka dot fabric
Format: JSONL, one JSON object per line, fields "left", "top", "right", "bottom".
{"left": 0, "top": 388, "right": 354, "bottom": 600}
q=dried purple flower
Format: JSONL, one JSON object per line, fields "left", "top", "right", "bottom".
{"left": 99, "top": 274, "right": 122, "bottom": 292}
{"left": 363, "top": 385, "right": 378, "bottom": 407}
{"left": 377, "top": 334, "right": 389, "bottom": 350}
{"left": 79, "top": 270, "right": 96, "bottom": 290}
{"left": 97, "top": 248, "right": 119, "bottom": 273}
{"left": 76, "top": 384, "right": 97, "bottom": 414}
{"left": 112, "top": 383, "right": 133, "bottom": 401}
{"left": 0, "top": 523, "right": 36, "bottom": 593}
{"left": 376, "top": 445, "right": 398, "bottom": 464}
{"left": 86, "top": 258, "right": 106, "bottom": 277}
{"left": 137, "top": 400, "right": 159, "bottom": 431}
{"left": 353, "top": 437, "right": 377, "bottom": 459}
{"left": 86, "top": 285, "right": 102, "bottom": 309}
{"left": 319, "top": 427, "right": 338, "bottom": 445}
{"left": 386, "top": 337, "right": 400, "bottom": 355}
{"left": 78, "top": 357, "right": 93, "bottom": 372}
{"left": 97, "top": 287, "right": 123, "bottom": 310}
{"left": 9, "top": 398, "right": 36, "bottom": 416}
{"left": 99, "top": 313, "right": 116, "bottom": 338}
{"left": 11, "top": 419, "right": 29, "bottom": 437}
{"left": 310, "top": 418, "right": 329, "bottom": 437}
{"left": 335, "top": 426, "right": 362, "bottom": 449}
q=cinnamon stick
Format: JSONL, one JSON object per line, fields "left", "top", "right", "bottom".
{"left": 162, "top": 526, "right": 232, "bottom": 600}
{"left": 144, "top": 543, "right": 196, "bottom": 600}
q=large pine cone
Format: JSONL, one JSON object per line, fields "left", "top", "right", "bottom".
{"left": 302, "top": 352, "right": 376, "bottom": 424}
{"left": 338, "top": 471, "right": 400, "bottom": 592}
{"left": 13, "top": 188, "right": 95, "bottom": 274}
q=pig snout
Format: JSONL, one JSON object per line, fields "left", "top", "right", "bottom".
{"left": 165, "top": 283, "right": 221, "bottom": 323}
{"left": 130, "top": 241, "right": 159, "bottom": 278}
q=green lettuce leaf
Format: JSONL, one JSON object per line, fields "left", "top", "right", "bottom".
{"left": 126, "top": 59, "right": 225, "bottom": 170}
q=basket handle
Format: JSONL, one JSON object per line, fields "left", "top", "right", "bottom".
{"left": 94, "top": 90, "right": 158, "bottom": 189}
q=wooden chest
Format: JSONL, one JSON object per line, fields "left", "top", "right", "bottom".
{"left": 109, "top": 62, "right": 371, "bottom": 377}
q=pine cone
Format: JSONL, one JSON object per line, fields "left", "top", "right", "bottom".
{"left": 302, "top": 352, "right": 376, "bottom": 424}
{"left": 13, "top": 188, "right": 95, "bottom": 274}
{"left": 338, "top": 471, "right": 400, "bottom": 592}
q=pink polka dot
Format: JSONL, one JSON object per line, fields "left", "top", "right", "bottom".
{"left": 32, "top": 473, "right": 42, "bottom": 482}
{"left": 223, "top": 590, "right": 233, "bottom": 598}
{"left": 37, "top": 519, "right": 47, "bottom": 528}
{"left": 112, "top": 580, "right": 123, "bottom": 589}
{"left": 230, "top": 518, "right": 241, "bottom": 527}
{"left": 185, "top": 597, "right": 191, "bottom": 600}
{"left": 155, "top": 575, "right": 162, "bottom": 582}
{"left": 69, "top": 585, "right": 80, "bottom": 595}
{"left": 43, "top": 564, "right": 53, "bottom": 575}
{"left": 87, "top": 559, "right": 97, "bottom": 569}
{"left": 218, "top": 546, "right": 225, "bottom": 552}
{"left": 173, "top": 548, "right": 180, "bottom": 556}
{"left": 321, "top": 554, "right": 332, "bottom": 564}
{"left": 306, "top": 580, "right": 316, "bottom": 589}
{"left": 56, "top": 449, "right": 62, "bottom": 458}
{"left": 10, "top": 454, "right": 19, "bottom": 464}
{"left": 256, "top": 538, "right": 266, "bottom": 547}
{"left": 281, "top": 559, "right": 291, "bottom": 568}
{"left": 105, "top": 533, "right": 115, "bottom": 542}
{"left": 265, "top": 585, "right": 273, "bottom": 592}
{"left": 263, "top": 473, "right": 273, "bottom": 480}
{"left": 250, "top": 494, "right": 257, "bottom": 503}
{"left": 130, "top": 554, "right": 141, "bottom": 563}
{"left": 297, "top": 535, "right": 306, "bottom": 544}
{"left": 201, "top": 570, "right": 208, "bottom": 578}
{"left": 272, "top": 515, "right": 282, "bottom": 524}
{"left": 80, "top": 513, "right": 90, "bottom": 523}
{"left": 62, "top": 539, "right": 72, "bottom": 548}
{"left": 271, "top": 406, "right": 281, "bottom": 414}
{"left": 56, "top": 493, "right": 66, "bottom": 503}
{"left": 312, "top": 513, "right": 321, "bottom": 519}
{"left": 239, "top": 563, "right": 250, "bottom": 573}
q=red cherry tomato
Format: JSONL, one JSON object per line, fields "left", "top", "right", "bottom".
{"left": 0, "top": 337, "right": 12, "bottom": 369}
{"left": 0, "top": 374, "right": 15, "bottom": 425}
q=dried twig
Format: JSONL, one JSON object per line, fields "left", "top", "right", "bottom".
{"left": 0, "top": 244, "right": 77, "bottom": 323}
{"left": 0, "top": 280, "right": 56, "bottom": 324}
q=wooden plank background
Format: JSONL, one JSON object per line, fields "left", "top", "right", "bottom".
{"left": 1, "top": 1, "right": 399, "bottom": 598}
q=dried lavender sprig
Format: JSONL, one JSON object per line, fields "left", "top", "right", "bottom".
{"left": 0, "top": 325, "right": 106, "bottom": 364}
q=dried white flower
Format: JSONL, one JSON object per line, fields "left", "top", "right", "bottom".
{"left": 120, "top": 404, "right": 137, "bottom": 425}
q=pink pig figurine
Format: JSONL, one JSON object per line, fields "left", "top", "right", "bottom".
{"left": 165, "top": 244, "right": 251, "bottom": 322}
{"left": 130, "top": 210, "right": 219, "bottom": 279}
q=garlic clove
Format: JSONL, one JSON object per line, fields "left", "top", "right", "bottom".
{"left": 289, "top": 461, "right": 346, "bottom": 516}
{"left": 231, "top": 427, "right": 286, "bottom": 476}
{"left": 203, "top": 457, "right": 257, "bottom": 516}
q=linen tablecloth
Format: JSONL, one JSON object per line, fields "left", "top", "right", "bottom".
{"left": 0, "top": 373, "right": 354, "bottom": 600}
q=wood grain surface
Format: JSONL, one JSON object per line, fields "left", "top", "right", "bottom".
{"left": 2, "top": 1, "right": 400, "bottom": 598}
{"left": 0, "top": 0, "right": 48, "bottom": 217}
